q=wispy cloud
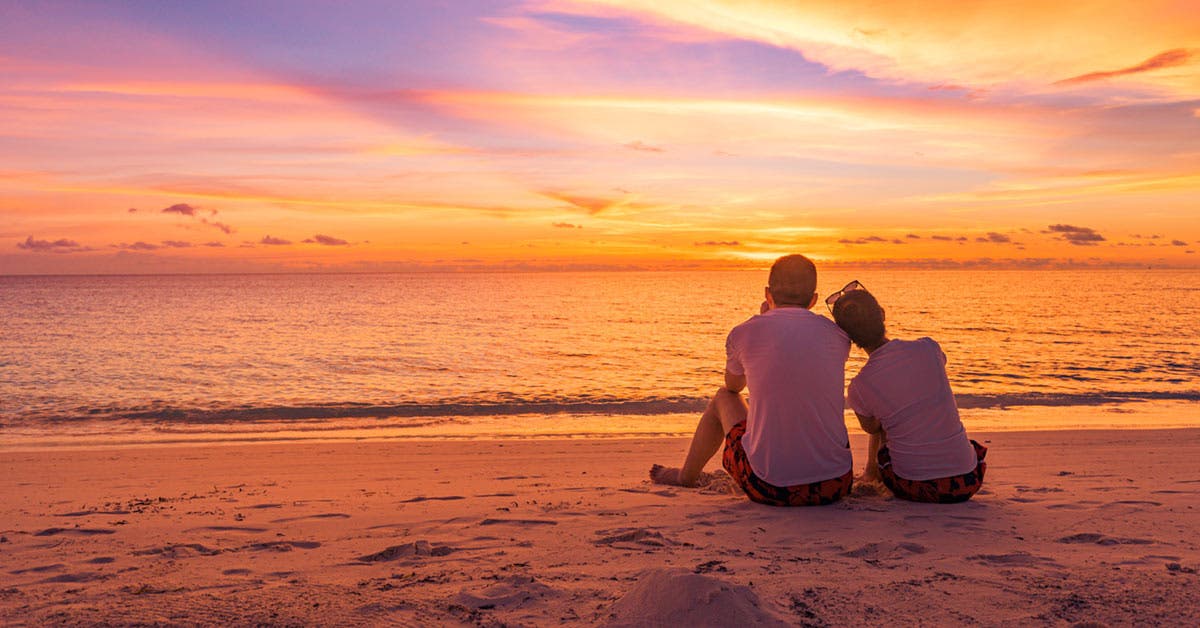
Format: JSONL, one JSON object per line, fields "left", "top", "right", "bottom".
{"left": 1045, "top": 224, "right": 1106, "bottom": 246}
{"left": 838, "top": 235, "right": 889, "bottom": 245}
{"left": 302, "top": 234, "right": 349, "bottom": 246}
{"left": 1055, "top": 49, "right": 1195, "bottom": 86}
{"left": 116, "top": 241, "right": 160, "bottom": 251}
{"left": 552, "top": 222, "right": 583, "bottom": 229}
{"left": 541, "top": 191, "right": 623, "bottom": 215}
{"left": 260, "top": 235, "right": 291, "bottom": 246}
{"left": 202, "top": 219, "right": 235, "bottom": 234}
{"left": 16, "top": 236, "right": 90, "bottom": 253}
{"left": 624, "top": 140, "right": 664, "bottom": 153}
{"left": 154, "top": 203, "right": 235, "bottom": 234}
{"left": 694, "top": 240, "right": 740, "bottom": 246}
{"left": 571, "top": 2, "right": 1200, "bottom": 98}
{"left": 161, "top": 203, "right": 199, "bottom": 217}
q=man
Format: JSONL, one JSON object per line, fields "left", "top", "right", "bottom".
{"left": 650, "top": 254, "right": 853, "bottom": 506}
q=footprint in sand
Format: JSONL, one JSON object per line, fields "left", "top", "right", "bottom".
{"left": 133, "top": 543, "right": 221, "bottom": 558}
{"left": 453, "top": 575, "right": 557, "bottom": 610}
{"left": 34, "top": 572, "right": 110, "bottom": 585}
{"left": 242, "top": 540, "right": 321, "bottom": 552}
{"left": 479, "top": 517, "right": 558, "bottom": 526}
{"left": 185, "top": 525, "right": 269, "bottom": 533}
{"left": 595, "top": 528, "right": 674, "bottom": 548}
{"left": 1057, "top": 533, "right": 1154, "bottom": 546}
{"left": 9, "top": 563, "right": 65, "bottom": 575}
{"left": 33, "top": 527, "right": 115, "bottom": 537}
{"left": 967, "top": 552, "right": 1059, "bottom": 567}
{"left": 358, "top": 540, "right": 454, "bottom": 562}
{"left": 619, "top": 487, "right": 678, "bottom": 497}
{"left": 56, "top": 510, "right": 130, "bottom": 517}
{"left": 270, "top": 513, "right": 351, "bottom": 523}
{"left": 840, "top": 542, "right": 928, "bottom": 560}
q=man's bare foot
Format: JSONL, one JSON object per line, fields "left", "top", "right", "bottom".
{"left": 649, "top": 464, "right": 712, "bottom": 488}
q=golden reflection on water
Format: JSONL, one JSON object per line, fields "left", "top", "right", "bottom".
{"left": 1, "top": 270, "right": 1196, "bottom": 440}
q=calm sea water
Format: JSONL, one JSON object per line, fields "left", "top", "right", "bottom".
{"left": 2, "top": 270, "right": 1198, "bottom": 441}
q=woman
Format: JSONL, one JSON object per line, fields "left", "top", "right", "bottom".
{"left": 828, "top": 281, "right": 986, "bottom": 503}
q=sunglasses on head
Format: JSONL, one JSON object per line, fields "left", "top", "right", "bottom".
{"left": 825, "top": 280, "right": 864, "bottom": 313}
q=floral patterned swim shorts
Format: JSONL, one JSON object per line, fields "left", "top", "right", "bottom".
{"left": 721, "top": 422, "right": 853, "bottom": 507}
{"left": 878, "top": 440, "right": 988, "bottom": 504}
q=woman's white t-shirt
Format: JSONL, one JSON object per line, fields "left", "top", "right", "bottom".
{"left": 847, "top": 338, "right": 978, "bottom": 481}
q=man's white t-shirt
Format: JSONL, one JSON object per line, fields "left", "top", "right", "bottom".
{"left": 725, "top": 307, "right": 852, "bottom": 486}
{"left": 847, "top": 338, "right": 977, "bottom": 481}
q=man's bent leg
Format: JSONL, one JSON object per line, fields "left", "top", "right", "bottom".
{"left": 651, "top": 388, "right": 747, "bottom": 487}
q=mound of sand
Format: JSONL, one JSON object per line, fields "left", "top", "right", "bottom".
{"left": 603, "top": 568, "right": 789, "bottom": 627}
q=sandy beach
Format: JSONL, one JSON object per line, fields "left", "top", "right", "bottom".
{"left": 1, "top": 429, "right": 1198, "bottom": 626}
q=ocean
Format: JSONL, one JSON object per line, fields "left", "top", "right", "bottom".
{"left": 2, "top": 270, "right": 1197, "bottom": 447}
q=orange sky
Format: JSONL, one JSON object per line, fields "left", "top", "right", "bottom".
{"left": 1, "top": 1, "right": 1198, "bottom": 273}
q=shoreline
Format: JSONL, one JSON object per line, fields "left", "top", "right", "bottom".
{"left": 3, "top": 399, "right": 1197, "bottom": 453}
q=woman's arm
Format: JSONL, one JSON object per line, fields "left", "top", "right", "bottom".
{"left": 856, "top": 411, "right": 882, "bottom": 435}
{"left": 856, "top": 412, "right": 885, "bottom": 482}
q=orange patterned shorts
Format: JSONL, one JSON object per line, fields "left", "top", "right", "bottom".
{"left": 879, "top": 440, "right": 987, "bottom": 503}
{"left": 721, "top": 422, "right": 853, "bottom": 507}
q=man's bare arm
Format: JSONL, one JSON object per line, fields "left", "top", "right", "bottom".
{"left": 724, "top": 371, "right": 746, "bottom": 393}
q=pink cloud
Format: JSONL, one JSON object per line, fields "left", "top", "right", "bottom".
{"left": 1056, "top": 49, "right": 1195, "bottom": 86}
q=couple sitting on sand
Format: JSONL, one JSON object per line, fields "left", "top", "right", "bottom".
{"left": 651, "top": 254, "right": 987, "bottom": 506}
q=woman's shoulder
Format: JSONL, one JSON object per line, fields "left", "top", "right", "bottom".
{"left": 914, "top": 336, "right": 941, "bottom": 349}
{"left": 868, "top": 337, "right": 942, "bottom": 363}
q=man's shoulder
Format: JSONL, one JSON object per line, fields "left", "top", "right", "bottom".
{"left": 730, "top": 309, "right": 846, "bottom": 343}
{"left": 727, "top": 315, "right": 759, "bottom": 339}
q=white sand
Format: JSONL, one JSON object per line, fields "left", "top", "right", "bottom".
{"left": 2, "top": 429, "right": 1199, "bottom": 625}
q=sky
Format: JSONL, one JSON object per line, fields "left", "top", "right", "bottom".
{"left": 2, "top": 0, "right": 1198, "bottom": 273}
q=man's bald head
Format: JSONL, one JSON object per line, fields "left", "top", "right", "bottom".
{"left": 768, "top": 254, "right": 818, "bottom": 308}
